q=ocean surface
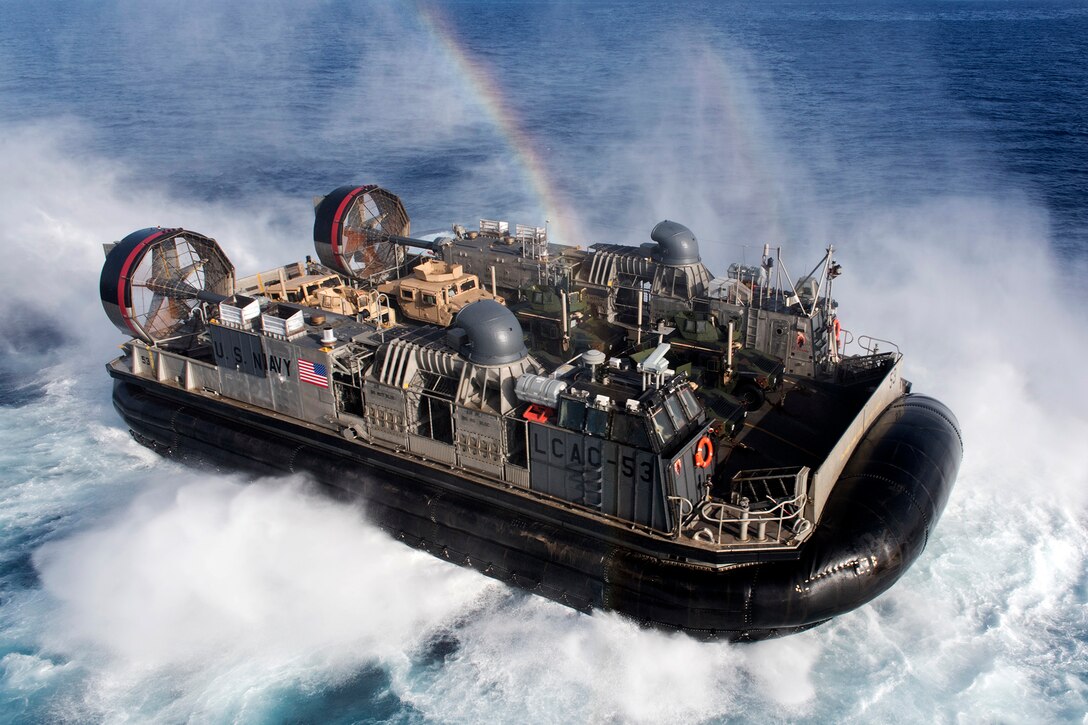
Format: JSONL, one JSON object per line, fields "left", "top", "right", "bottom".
{"left": 1, "top": 1, "right": 1086, "bottom": 722}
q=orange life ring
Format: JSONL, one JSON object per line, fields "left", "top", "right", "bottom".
{"left": 673, "top": 458, "right": 683, "bottom": 475}
{"left": 694, "top": 435, "right": 714, "bottom": 469}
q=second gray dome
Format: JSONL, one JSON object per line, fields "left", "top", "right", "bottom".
{"left": 450, "top": 299, "right": 527, "bottom": 365}
{"left": 650, "top": 220, "right": 701, "bottom": 265}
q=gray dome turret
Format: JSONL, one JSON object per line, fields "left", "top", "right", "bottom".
{"left": 449, "top": 299, "right": 527, "bottom": 365}
{"left": 650, "top": 220, "right": 701, "bottom": 265}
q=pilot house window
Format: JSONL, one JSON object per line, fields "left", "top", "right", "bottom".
{"left": 558, "top": 398, "right": 586, "bottom": 432}
{"left": 664, "top": 395, "right": 688, "bottom": 429}
{"left": 651, "top": 408, "right": 675, "bottom": 442}
{"left": 422, "top": 293, "right": 437, "bottom": 305}
{"left": 612, "top": 412, "right": 651, "bottom": 450}
{"left": 586, "top": 407, "right": 609, "bottom": 438}
{"left": 677, "top": 387, "right": 701, "bottom": 418}
{"left": 401, "top": 289, "right": 414, "bottom": 300}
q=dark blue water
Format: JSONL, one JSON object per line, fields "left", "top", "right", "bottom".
{"left": 1, "top": 1, "right": 1086, "bottom": 722}
{"left": 3, "top": 1, "right": 1087, "bottom": 254}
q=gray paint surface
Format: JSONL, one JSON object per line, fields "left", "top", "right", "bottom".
{"left": 210, "top": 325, "right": 267, "bottom": 378}
{"left": 528, "top": 422, "right": 672, "bottom": 532}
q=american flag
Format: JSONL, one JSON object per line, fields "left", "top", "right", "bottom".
{"left": 298, "top": 358, "right": 329, "bottom": 388}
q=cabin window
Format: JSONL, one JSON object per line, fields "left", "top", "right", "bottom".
{"left": 586, "top": 407, "right": 610, "bottom": 438}
{"left": 558, "top": 398, "right": 586, "bottom": 432}
{"left": 401, "top": 289, "right": 415, "bottom": 300}
{"left": 678, "top": 387, "right": 701, "bottom": 418}
{"left": 447, "top": 286, "right": 457, "bottom": 298}
{"left": 664, "top": 395, "right": 687, "bottom": 429}
{"left": 422, "top": 293, "right": 437, "bottom": 305}
{"left": 321, "top": 278, "right": 340, "bottom": 288}
{"left": 612, "top": 412, "right": 651, "bottom": 450}
{"left": 461, "top": 280, "right": 477, "bottom": 293}
{"left": 651, "top": 408, "right": 675, "bottom": 443}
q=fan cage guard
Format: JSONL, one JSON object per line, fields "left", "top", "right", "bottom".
{"left": 102, "top": 228, "right": 234, "bottom": 346}
{"left": 315, "top": 185, "right": 411, "bottom": 281}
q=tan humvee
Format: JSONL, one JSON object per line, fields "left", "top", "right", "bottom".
{"left": 237, "top": 263, "right": 396, "bottom": 327}
{"left": 378, "top": 259, "right": 503, "bottom": 326}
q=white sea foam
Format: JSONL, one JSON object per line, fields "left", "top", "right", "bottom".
{"left": 0, "top": 120, "right": 309, "bottom": 359}
{"left": 25, "top": 474, "right": 494, "bottom": 720}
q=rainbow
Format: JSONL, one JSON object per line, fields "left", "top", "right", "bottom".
{"left": 417, "top": 6, "right": 585, "bottom": 244}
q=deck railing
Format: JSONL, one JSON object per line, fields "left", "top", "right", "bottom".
{"left": 690, "top": 466, "right": 812, "bottom": 547}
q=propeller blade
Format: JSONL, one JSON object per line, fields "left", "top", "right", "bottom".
{"left": 152, "top": 236, "right": 180, "bottom": 278}
{"left": 175, "top": 258, "right": 206, "bottom": 285}
{"left": 145, "top": 292, "right": 167, "bottom": 331}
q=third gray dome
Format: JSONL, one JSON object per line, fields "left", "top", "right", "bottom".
{"left": 650, "top": 220, "right": 701, "bottom": 266}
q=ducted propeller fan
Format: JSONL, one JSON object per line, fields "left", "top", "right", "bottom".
{"left": 100, "top": 227, "right": 234, "bottom": 347}
{"left": 313, "top": 185, "right": 411, "bottom": 280}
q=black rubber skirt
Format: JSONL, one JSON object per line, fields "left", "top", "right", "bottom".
{"left": 112, "top": 376, "right": 961, "bottom": 640}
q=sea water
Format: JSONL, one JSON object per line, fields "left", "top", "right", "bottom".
{"left": 0, "top": 1, "right": 1085, "bottom": 722}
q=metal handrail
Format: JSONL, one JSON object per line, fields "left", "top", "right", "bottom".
{"left": 669, "top": 495, "right": 695, "bottom": 519}
{"left": 836, "top": 348, "right": 900, "bottom": 385}
{"left": 854, "top": 335, "right": 901, "bottom": 357}
{"left": 696, "top": 493, "right": 808, "bottom": 546}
